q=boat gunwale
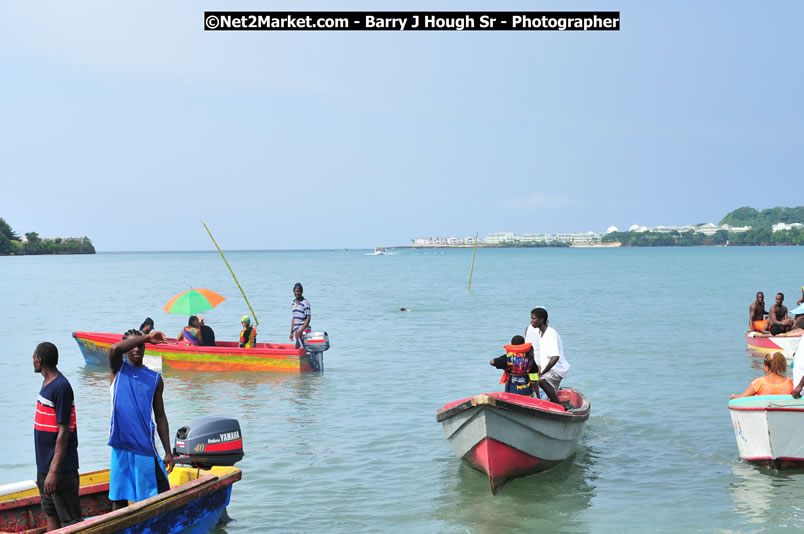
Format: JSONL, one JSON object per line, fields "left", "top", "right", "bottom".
{"left": 436, "top": 389, "right": 590, "bottom": 423}
{"left": 729, "top": 406, "right": 804, "bottom": 412}
{"left": 73, "top": 331, "right": 305, "bottom": 358}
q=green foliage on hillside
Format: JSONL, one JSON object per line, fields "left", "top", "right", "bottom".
{"left": 604, "top": 205, "right": 804, "bottom": 247}
{"left": 0, "top": 219, "right": 95, "bottom": 255}
{"left": 719, "top": 206, "right": 804, "bottom": 228}
{"left": 603, "top": 230, "right": 728, "bottom": 247}
{"left": 0, "top": 218, "right": 20, "bottom": 241}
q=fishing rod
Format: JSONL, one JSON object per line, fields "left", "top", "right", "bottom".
{"left": 200, "top": 219, "right": 259, "bottom": 326}
{"left": 468, "top": 231, "right": 479, "bottom": 291}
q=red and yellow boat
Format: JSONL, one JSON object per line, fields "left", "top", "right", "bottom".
{"left": 73, "top": 331, "right": 322, "bottom": 373}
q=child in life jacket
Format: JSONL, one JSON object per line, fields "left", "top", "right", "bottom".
{"left": 489, "top": 335, "right": 539, "bottom": 397}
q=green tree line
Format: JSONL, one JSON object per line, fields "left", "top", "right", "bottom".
{"left": 0, "top": 218, "right": 95, "bottom": 255}
{"left": 603, "top": 206, "right": 803, "bottom": 247}
{"left": 602, "top": 230, "right": 730, "bottom": 247}
{"left": 719, "top": 206, "right": 804, "bottom": 228}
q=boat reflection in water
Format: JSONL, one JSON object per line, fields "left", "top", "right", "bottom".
{"left": 729, "top": 462, "right": 804, "bottom": 526}
{"left": 434, "top": 442, "right": 598, "bottom": 533}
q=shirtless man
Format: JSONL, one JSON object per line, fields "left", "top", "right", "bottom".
{"left": 768, "top": 292, "right": 794, "bottom": 336}
{"left": 749, "top": 292, "right": 769, "bottom": 333}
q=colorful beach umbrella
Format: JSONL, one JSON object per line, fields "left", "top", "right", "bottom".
{"left": 163, "top": 288, "right": 226, "bottom": 316}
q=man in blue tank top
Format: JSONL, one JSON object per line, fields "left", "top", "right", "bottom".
{"left": 107, "top": 329, "right": 174, "bottom": 509}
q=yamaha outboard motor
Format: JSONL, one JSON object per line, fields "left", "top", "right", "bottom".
{"left": 303, "top": 331, "right": 330, "bottom": 371}
{"left": 173, "top": 416, "right": 244, "bottom": 468}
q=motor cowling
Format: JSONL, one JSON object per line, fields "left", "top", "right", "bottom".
{"left": 303, "top": 331, "right": 330, "bottom": 353}
{"left": 173, "top": 416, "right": 244, "bottom": 468}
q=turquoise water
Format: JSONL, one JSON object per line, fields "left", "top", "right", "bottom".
{"left": 2, "top": 247, "right": 803, "bottom": 532}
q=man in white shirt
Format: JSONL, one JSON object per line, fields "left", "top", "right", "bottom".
{"left": 524, "top": 307, "right": 570, "bottom": 404}
{"left": 792, "top": 335, "right": 804, "bottom": 398}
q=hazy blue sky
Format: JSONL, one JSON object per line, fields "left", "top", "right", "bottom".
{"left": 2, "top": 1, "right": 801, "bottom": 251}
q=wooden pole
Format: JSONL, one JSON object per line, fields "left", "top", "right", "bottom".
{"left": 200, "top": 220, "right": 259, "bottom": 326}
{"left": 468, "top": 231, "right": 479, "bottom": 291}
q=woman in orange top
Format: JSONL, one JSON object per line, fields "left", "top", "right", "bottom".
{"left": 730, "top": 352, "right": 793, "bottom": 399}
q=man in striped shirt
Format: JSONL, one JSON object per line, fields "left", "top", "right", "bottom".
{"left": 290, "top": 282, "right": 311, "bottom": 349}
{"left": 33, "top": 342, "right": 81, "bottom": 531}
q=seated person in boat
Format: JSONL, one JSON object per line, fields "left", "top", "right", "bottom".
{"left": 140, "top": 317, "right": 154, "bottom": 335}
{"left": 197, "top": 314, "right": 216, "bottom": 347}
{"left": 239, "top": 315, "right": 257, "bottom": 348}
{"left": 768, "top": 293, "right": 794, "bottom": 336}
{"left": 730, "top": 352, "right": 793, "bottom": 399}
{"left": 749, "top": 291, "right": 769, "bottom": 333}
{"left": 798, "top": 285, "right": 804, "bottom": 306}
{"left": 489, "top": 335, "right": 538, "bottom": 397}
{"left": 177, "top": 316, "right": 203, "bottom": 346}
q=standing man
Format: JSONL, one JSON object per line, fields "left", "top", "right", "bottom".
{"left": 290, "top": 283, "right": 316, "bottom": 370}
{"left": 33, "top": 342, "right": 81, "bottom": 530}
{"left": 768, "top": 292, "right": 794, "bottom": 336}
{"left": 107, "top": 329, "right": 173, "bottom": 510}
{"left": 290, "top": 282, "right": 311, "bottom": 348}
{"left": 792, "top": 335, "right": 804, "bottom": 398}
{"left": 749, "top": 291, "right": 769, "bottom": 332}
{"left": 526, "top": 307, "right": 570, "bottom": 404}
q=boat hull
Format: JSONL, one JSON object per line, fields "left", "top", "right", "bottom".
{"left": 73, "top": 331, "right": 316, "bottom": 373}
{"left": 0, "top": 466, "right": 241, "bottom": 534}
{"left": 436, "top": 389, "right": 590, "bottom": 494}
{"left": 729, "top": 395, "right": 804, "bottom": 468}
{"left": 745, "top": 331, "right": 801, "bottom": 359}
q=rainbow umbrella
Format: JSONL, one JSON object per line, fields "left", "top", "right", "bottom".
{"left": 163, "top": 289, "right": 226, "bottom": 316}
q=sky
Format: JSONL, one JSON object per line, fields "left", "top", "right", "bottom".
{"left": 1, "top": 1, "right": 802, "bottom": 251}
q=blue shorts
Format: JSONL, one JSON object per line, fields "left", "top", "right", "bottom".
{"left": 109, "top": 448, "right": 170, "bottom": 502}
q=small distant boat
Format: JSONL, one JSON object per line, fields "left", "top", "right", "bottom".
{"left": 746, "top": 331, "right": 802, "bottom": 359}
{"left": 0, "top": 466, "right": 241, "bottom": 533}
{"left": 436, "top": 389, "right": 590, "bottom": 494}
{"left": 373, "top": 247, "right": 386, "bottom": 255}
{"left": 73, "top": 331, "right": 330, "bottom": 373}
{"left": 729, "top": 395, "right": 804, "bottom": 468}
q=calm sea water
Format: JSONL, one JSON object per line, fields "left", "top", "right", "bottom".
{"left": 2, "top": 247, "right": 803, "bottom": 532}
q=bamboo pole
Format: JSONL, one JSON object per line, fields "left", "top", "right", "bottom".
{"left": 200, "top": 220, "right": 259, "bottom": 326}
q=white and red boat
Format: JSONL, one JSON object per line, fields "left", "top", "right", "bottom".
{"left": 729, "top": 395, "right": 804, "bottom": 468}
{"left": 745, "top": 331, "right": 802, "bottom": 359}
{"left": 435, "top": 388, "right": 590, "bottom": 494}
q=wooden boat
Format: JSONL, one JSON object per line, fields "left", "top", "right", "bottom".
{"left": 0, "top": 465, "right": 240, "bottom": 533}
{"left": 745, "top": 331, "right": 802, "bottom": 359}
{"left": 729, "top": 395, "right": 804, "bottom": 468}
{"left": 73, "top": 331, "right": 316, "bottom": 373}
{"left": 436, "top": 388, "right": 590, "bottom": 494}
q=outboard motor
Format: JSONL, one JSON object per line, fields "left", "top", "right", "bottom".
{"left": 173, "top": 416, "right": 244, "bottom": 468}
{"left": 303, "top": 331, "right": 330, "bottom": 372}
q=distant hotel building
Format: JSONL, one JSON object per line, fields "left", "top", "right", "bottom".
{"left": 626, "top": 223, "right": 751, "bottom": 235}
{"left": 412, "top": 222, "right": 754, "bottom": 247}
{"left": 412, "top": 236, "right": 478, "bottom": 246}
{"left": 772, "top": 222, "right": 803, "bottom": 232}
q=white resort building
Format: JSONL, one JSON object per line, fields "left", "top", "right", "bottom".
{"left": 412, "top": 221, "right": 758, "bottom": 248}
